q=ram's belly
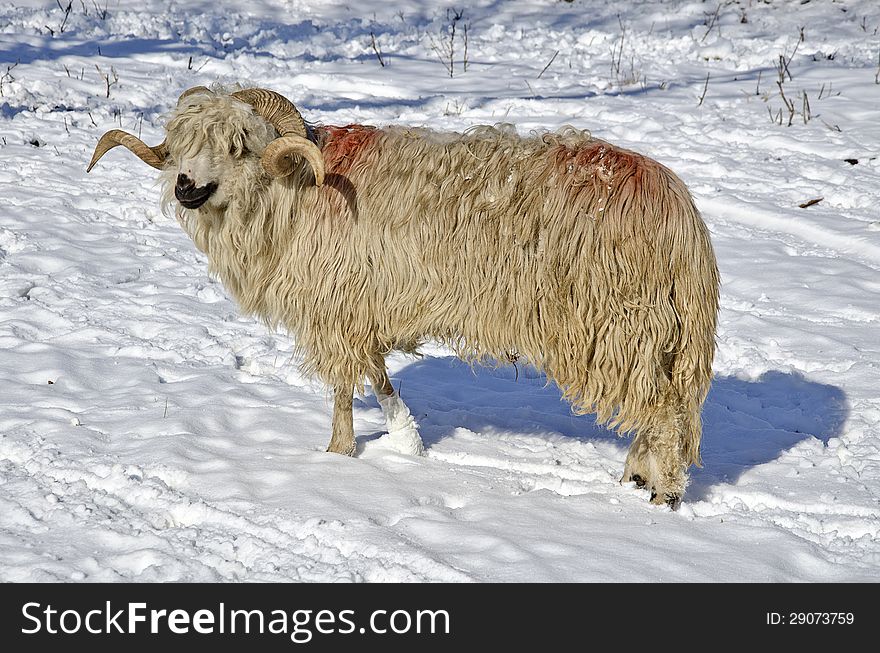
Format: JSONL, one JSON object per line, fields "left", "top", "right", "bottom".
{"left": 366, "top": 209, "right": 586, "bottom": 367}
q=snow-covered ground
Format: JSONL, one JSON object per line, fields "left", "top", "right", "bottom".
{"left": 1, "top": 0, "right": 879, "bottom": 582}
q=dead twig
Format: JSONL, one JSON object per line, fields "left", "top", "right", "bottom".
{"left": 610, "top": 15, "right": 626, "bottom": 81}
{"left": 427, "top": 8, "right": 466, "bottom": 78}
{"left": 697, "top": 72, "right": 710, "bottom": 106}
{"left": 370, "top": 31, "right": 386, "bottom": 67}
{"left": 0, "top": 61, "right": 19, "bottom": 96}
{"left": 798, "top": 197, "right": 823, "bottom": 209}
{"left": 701, "top": 4, "right": 722, "bottom": 43}
{"left": 463, "top": 22, "right": 469, "bottom": 73}
{"left": 95, "top": 64, "right": 118, "bottom": 99}
{"left": 92, "top": 0, "right": 108, "bottom": 20}
{"left": 777, "top": 39, "right": 800, "bottom": 82}
{"left": 776, "top": 79, "right": 795, "bottom": 126}
{"left": 56, "top": 0, "right": 73, "bottom": 34}
{"left": 537, "top": 50, "right": 559, "bottom": 79}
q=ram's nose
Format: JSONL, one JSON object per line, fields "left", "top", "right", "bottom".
{"left": 176, "top": 173, "right": 196, "bottom": 193}
{"left": 174, "top": 174, "right": 217, "bottom": 210}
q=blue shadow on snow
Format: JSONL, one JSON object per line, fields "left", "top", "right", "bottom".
{"left": 369, "top": 357, "right": 847, "bottom": 496}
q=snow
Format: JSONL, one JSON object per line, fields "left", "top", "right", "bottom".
{"left": 1, "top": 0, "right": 879, "bottom": 582}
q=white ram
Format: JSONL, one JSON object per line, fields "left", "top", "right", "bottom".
{"left": 88, "top": 86, "right": 720, "bottom": 507}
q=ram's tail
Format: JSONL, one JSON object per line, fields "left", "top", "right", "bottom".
{"left": 668, "top": 193, "right": 720, "bottom": 467}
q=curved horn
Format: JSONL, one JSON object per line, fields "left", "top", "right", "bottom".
{"left": 259, "top": 136, "right": 326, "bottom": 185}
{"left": 231, "top": 88, "right": 309, "bottom": 139}
{"left": 87, "top": 129, "right": 167, "bottom": 172}
{"left": 87, "top": 85, "right": 209, "bottom": 173}
{"left": 231, "top": 88, "right": 325, "bottom": 186}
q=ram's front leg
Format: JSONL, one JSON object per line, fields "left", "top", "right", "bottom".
{"left": 326, "top": 384, "right": 356, "bottom": 456}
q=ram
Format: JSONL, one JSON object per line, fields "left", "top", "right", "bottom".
{"left": 88, "top": 86, "right": 720, "bottom": 508}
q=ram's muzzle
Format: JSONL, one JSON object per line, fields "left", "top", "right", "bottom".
{"left": 174, "top": 173, "right": 217, "bottom": 209}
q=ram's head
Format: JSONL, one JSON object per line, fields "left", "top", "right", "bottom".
{"left": 87, "top": 86, "right": 325, "bottom": 210}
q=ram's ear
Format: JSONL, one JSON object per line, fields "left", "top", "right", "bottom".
{"left": 87, "top": 130, "right": 168, "bottom": 172}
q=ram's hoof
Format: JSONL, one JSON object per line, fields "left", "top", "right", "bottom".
{"left": 326, "top": 443, "right": 356, "bottom": 456}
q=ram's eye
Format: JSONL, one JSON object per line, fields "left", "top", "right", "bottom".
{"left": 229, "top": 139, "right": 250, "bottom": 157}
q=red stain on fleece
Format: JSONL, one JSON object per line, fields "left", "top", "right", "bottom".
{"left": 549, "top": 140, "right": 655, "bottom": 191}
{"left": 315, "top": 124, "right": 380, "bottom": 176}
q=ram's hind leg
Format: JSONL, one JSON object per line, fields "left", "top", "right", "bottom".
{"left": 326, "top": 384, "right": 356, "bottom": 456}
{"left": 368, "top": 365, "right": 395, "bottom": 402}
{"left": 368, "top": 356, "right": 425, "bottom": 456}
{"left": 622, "top": 401, "right": 692, "bottom": 509}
